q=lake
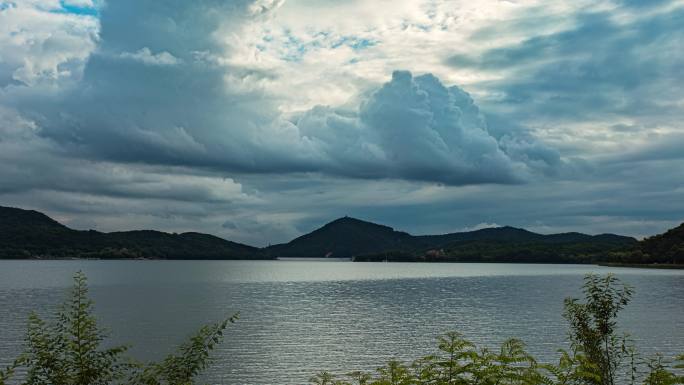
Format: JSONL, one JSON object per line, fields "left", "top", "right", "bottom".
{"left": 1, "top": 260, "right": 683, "bottom": 384}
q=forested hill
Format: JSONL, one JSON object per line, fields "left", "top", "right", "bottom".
{"left": 5, "top": 206, "right": 674, "bottom": 264}
{"left": 641, "top": 223, "right": 684, "bottom": 263}
{"left": 0, "top": 206, "right": 265, "bottom": 259}
{"left": 264, "top": 217, "right": 414, "bottom": 258}
{"left": 265, "top": 216, "right": 637, "bottom": 263}
{"left": 610, "top": 223, "right": 684, "bottom": 264}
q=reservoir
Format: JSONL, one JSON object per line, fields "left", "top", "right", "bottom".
{"left": 1, "top": 260, "right": 682, "bottom": 384}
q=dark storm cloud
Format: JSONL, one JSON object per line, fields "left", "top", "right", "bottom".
{"left": 1, "top": 0, "right": 682, "bottom": 244}
{"left": 291, "top": 71, "right": 564, "bottom": 184}
{"left": 0, "top": 0, "right": 559, "bottom": 187}
{"left": 0, "top": 0, "right": 562, "bottom": 245}
{"left": 15, "top": 21, "right": 560, "bottom": 185}
{"left": 28, "top": 0, "right": 302, "bottom": 173}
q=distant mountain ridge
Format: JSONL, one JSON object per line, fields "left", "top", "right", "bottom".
{"left": 264, "top": 216, "right": 637, "bottom": 263}
{"left": 3, "top": 205, "right": 680, "bottom": 264}
{"left": 413, "top": 226, "right": 632, "bottom": 248}
{"left": 0, "top": 206, "right": 262, "bottom": 259}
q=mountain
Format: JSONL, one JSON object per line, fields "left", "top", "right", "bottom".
{"left": 0, "top": 206, "right": 264, "bottom": 260}
{"left": 264, "top": 217, "right": 414, "bottom": 258}
{"left": 0, "top": 206, "right": 646, "bottom": 263}
{"left": 265, "top": 217, "right": 637, "bottom": 263}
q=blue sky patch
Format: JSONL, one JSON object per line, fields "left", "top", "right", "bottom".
{"left": 56, "top": 0, "right": 98, "bottom": 16}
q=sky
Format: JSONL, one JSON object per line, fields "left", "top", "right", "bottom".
{"left": 0, "top": 0, "right": 683, "bottom": 246}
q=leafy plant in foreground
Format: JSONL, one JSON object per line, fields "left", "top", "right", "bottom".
{"left": 0, "top": 271, "right": 237, "bottom": 385}
{"left": 562, "top": 274, "right": 634, "bottom": 385}
{"left": 21, "top": 271, "right": 131, "bottom": 385}
{"left": 310, "top": 274, "right": 683, "bottom": 385}
{"left": 1, "top": 272, "right": 682, "bottom": 385}
{"left": 130, "top": 314, "right": 238, "bottom": 385}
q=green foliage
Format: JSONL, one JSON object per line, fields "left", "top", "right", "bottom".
{"left": 310, "top": 334, "right": 546, "bottom": 385}
{"left": 562, "top": 274, "right": 634, "bottom": 385}
{"left": 21, "top": 271, "right": 131, "bottom": 385}
{"left": 1, "top": 271, "right": 237, "bottom": 385}
{"left": 619, "top": 223, "right": 684, "bottom": 264}
{"left": 311, "top": 274, "right": 682, "bottom": 385}
{"left": 0, "top": 357, "right": 24, "bottom": 385}
{"left": 353, "top": 240, "right": 636, "bottom": 264}
{"left": 130, "top": 314, "right": 239, "bottom": 385}
{"left": 265, "top": 216, "right": 636, "bottom": 262}
{"left": 642, "top": 355, "right": 684, "bottom": 385}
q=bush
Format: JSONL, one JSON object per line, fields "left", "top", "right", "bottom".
{"left": 310, "top": 274, "right": 683, "bottom": 385}
{"left": 0, "top": 271, "right": 237, "bottom": 385}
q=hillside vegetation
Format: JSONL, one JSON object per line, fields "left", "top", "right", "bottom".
{"left": 609, "top": 223, "right": 684, "bottom": 265}
{"left": 266, "top": 217, "right": 637, "bottom": 263}
{"left": 0, "top": 206, "right": 264, "bottom": 259}
{"left": 3, "top": 205, "right": 683, "bottom": 265}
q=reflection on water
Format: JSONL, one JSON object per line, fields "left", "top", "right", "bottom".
{"left": 1, "top": 260, "right": 683, "bottom": 384}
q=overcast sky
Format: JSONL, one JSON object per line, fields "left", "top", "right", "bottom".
{"left": 1, "top": 0, "right": 683, "bottom": 245}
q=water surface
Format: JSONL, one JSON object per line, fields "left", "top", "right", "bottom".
{"left": 1, "top": 260, "right": 682, "bottom": 384}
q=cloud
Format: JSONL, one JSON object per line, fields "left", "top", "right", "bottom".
{"left": 248, "top": 0, "right": 286, "bottom": 16}
{"left": 119, "top": 47, "right": 181, "bottom": 66}
{"left": 6, "top": 0, "right": 562, "bottom": 187}
{"left": 459, "top": 222, "right": 501, "bottom": 232}
{"left": 292, "top": 70, "right": 562, "bottom": 184}
{"left": 0, "top": 108, "right": 251, "bottom": 204}
{"left": 43, "top": 64, "right": 562, "bottom": 185}
{"left": 447, "top": 4, "right": 684, "bottom": 125}
{"left": 1, "top": 0, "right": 682, "bottom": 245}
{"left": 0, "top": 1, "right": 98, "bottom": 87}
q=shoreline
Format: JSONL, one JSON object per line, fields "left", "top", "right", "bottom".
{"left": 597, "top": 262, "right": 684, "bottom": 269}
{"left": 1, "top": 258, "right": 683, "bottom": 269}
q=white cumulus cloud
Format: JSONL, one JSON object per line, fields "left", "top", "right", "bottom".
{"left": 119, "top": 47, "right": 182, "bottom": 66}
